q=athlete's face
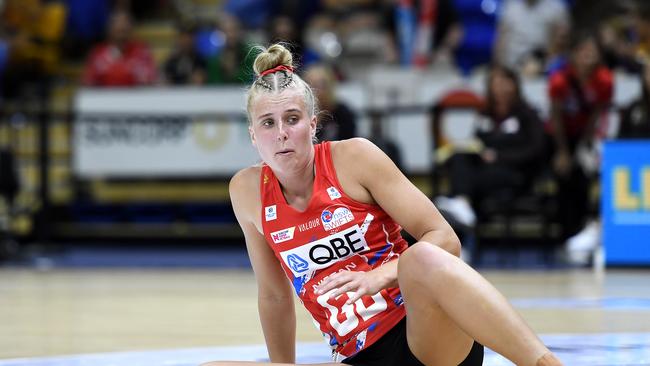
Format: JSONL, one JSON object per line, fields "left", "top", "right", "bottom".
{"left": 249, "top": 89, "right": 317, "bottom": 172}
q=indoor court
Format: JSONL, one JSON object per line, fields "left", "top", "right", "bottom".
{"left": 1, "top": 264, "right": 649, "bottom": 365}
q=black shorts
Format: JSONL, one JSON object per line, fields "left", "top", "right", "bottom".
{"left": 341, "top": 318, "right": 484, "bottom": 366}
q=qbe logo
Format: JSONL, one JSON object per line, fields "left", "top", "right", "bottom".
{"left": 287, "top": 254, "right": 309, "bottom": 273}
{"left": 280, "top": 225, "right": 369, "bottom": 276}
{"left": 321, "top": 205, "right": 354, "bottom": 231}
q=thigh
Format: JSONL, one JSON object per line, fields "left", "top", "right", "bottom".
{"left": 398, "top": 249, "right": 475, "bottom": 365}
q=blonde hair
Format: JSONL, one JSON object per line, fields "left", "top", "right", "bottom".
{"left": 246, "top": 43, "right": 317, "bottom": 124}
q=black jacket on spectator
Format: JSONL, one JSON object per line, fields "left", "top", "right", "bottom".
{"left": 477, "top": 101, "right": 546, "bottom": 177}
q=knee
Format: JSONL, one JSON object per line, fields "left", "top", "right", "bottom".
{"left": 398, "top": 242, "right": 458, "bottom": 287}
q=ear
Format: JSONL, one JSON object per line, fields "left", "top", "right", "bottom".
{"left": 248, "top": 125, "right": 256, "bottom": 147}
{"left": 310, "top": 115, "right": 318, "bottom": 137}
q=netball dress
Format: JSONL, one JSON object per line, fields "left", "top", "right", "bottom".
{"left": 260, "top": 141, "right": 409, "bottom": 360}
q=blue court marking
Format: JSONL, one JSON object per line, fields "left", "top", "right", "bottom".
{"left": 509, "top": 297, "right": 650, "bottom": 311}
{"left": 1, "top": 333, "right": 650, "bottom": 366}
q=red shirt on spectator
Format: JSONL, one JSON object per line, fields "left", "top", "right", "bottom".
{"left": 548, "top": 65, "right": 613, "bottom": 139}
{"left": 83, "top": 41, "right": 157, "bottom": 86}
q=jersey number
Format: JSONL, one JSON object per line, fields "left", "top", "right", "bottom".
{"left": 316, "top": 291, "right": 388, "bottom": 337}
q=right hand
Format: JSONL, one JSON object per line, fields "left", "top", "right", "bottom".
{"left": 553, "top": 151, "right": 572, "bottom": 176}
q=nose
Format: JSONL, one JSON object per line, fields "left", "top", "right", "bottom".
{"left": 277, "top": 124, "right": 288, "bottom": 142}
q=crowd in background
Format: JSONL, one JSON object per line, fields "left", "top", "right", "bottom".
{"left": 2, "top": 0, "right": 650, "bottom": 266}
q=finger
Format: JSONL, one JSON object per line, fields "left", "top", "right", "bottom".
{"left": 346, "top": 290, "right": 363, "bottom": 305}
{"left": 329, "top": 282, "right": 357, "bottom": 300}
{"left": 316, "top": 272, "right": 352, "bottom": 295}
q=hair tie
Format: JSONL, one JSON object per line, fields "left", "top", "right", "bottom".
{"left": 259, "top": 65, "right": 294, "bottom": 78}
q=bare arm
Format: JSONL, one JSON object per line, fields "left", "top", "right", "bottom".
{"left": 229, "top": 169, "right": 296, "bottom": 363}
{"left": 317, "top": 138, "right": 461, "bottom": 301}
{"left": 336, "top": 138, "right": 461, "bottom": 256}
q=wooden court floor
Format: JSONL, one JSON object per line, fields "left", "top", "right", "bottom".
{"left": 1, "top": 267, "right": 649, "bottom": 360}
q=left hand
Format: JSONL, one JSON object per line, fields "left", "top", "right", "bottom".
{"left": 315, "top": 270, "right": 387, "bottom": 305}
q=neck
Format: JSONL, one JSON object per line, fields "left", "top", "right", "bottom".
{"left": 275, "top": 157, "right": 315, "bottom": 208}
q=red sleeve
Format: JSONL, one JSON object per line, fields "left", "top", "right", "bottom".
{"left": 595, "top": 67, "right": 614, "bottom": 105}
{"left": 548, "top": 72, "right": 569, "bottom": 102}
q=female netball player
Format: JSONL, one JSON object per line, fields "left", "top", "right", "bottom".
{"left": 202, "top": 43, "right": 563, "bottom": 366}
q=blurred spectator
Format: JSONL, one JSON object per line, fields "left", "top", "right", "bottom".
{"left": 222, "top": 0, "right": 274, "bottom": 30}
{"left": 82, "top": 10, "right": 157, "bottom": 87}
{"left": 206, "top": 14, "right": 255, "bottom": 84}
{"left": 62, "top": 0, "right": 110, "bottom": 60}
{"left": 434, "top": 65, "right": 545, "bottom": 228}
{"left": 338, "top": 5, "right": 393, "bottom": 72}
{"left": 383, "top": 0, "right": 464, "bottom": 68}
{"left": 301, "top": 14, "right": 343, "bottom": 73}
{"left": 597, "top": 0, "right": 642, "bottom": 74}
{"left": 0, "top": 0, "right": 66, "bottom": 98}
{"left": 267, "top": 14, "right": 308, "bottom": 66}
{"left": 547, "top": 32, "right": 613, "bottom": 264}
{"left": 303, "top": 63, "right": 357, "bottom": 141}
{"left": 162, "top": 22, "right": 206, "bottom": 85}
{"left": 494, "top": 0, "right": 569, "bottom": 77}
{"left": 619, "top": 63, "right": 650, "bottom": 138}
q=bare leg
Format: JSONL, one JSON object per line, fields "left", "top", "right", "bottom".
{"left": 398, "top": 242, "right": 561, "bottom": 366}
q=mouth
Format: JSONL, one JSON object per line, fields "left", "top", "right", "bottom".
{"left": 276, "top": 149, "right": 295, "bottom": 156}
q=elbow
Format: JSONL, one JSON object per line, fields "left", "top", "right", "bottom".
{"left": 444, "top": 227, "right": 462, "bottom": 257}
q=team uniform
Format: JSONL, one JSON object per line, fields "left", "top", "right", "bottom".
{"left": 260, "top": 141, "right": 484, "bottom": 365}
{"left": 261, "top": 141, "right": 408, "bottom": 361}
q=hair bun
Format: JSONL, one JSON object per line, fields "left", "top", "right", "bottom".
{"left": 253, "top": 43, "right": 294, "bottom": 77}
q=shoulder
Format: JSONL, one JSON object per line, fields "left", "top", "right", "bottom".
{"left": 230, "top": 165, "right": 262, "bottom": 197}
{"left": 331, "top": 138, "right": 393, "bottom": 180}
{"left": 229, "top": 165, "right": 263, "bottom": 216}
{"left": 331, "top": 137, "right": 378, "bottom": 160}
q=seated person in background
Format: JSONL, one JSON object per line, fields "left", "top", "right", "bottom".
{"left": 619, "top": 63, "right": 650, "bottom": 138}
{"left": 547, "top": 32, "right": 613, "bottom": 265}
{"left": 303, "top": 63, "right": 357, "bottom": 141}
{"left": 82, "top": 10, "right": 157, "bottom": 87}
{"left": 435, "top": 65, "right": 545, "bottom": 228}
{"left": 162, "top": 22, "right": 206, "bottom": 86}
